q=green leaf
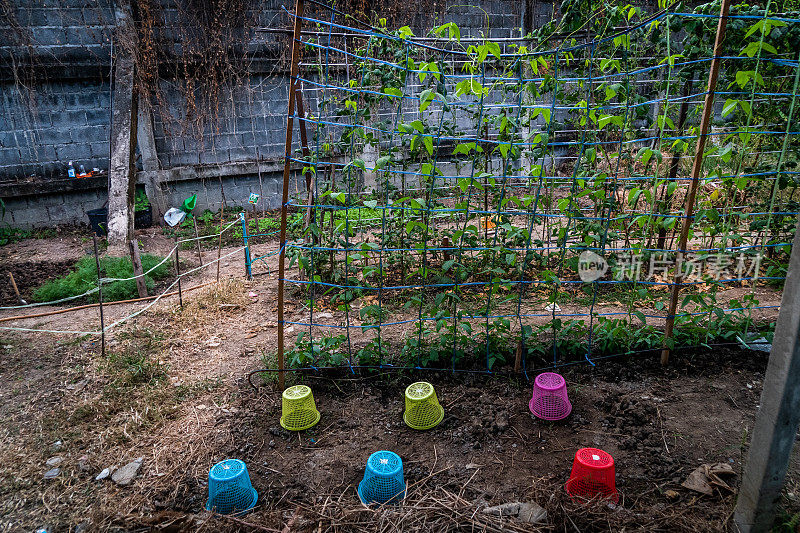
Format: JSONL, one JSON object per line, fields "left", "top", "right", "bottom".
{"left": 375, "top": 155, "right": 391, "bottom": 169}
{"left": 498, "top": 142, "right": 511, "bottom": 158}
{"left": 453, "top": 142, "right": 476, "bottom": 155}
{"left": 485, "top": 41, "right": 501, "bottom": 60}
{"left": 363, "top": 200, "right": 378, "bottom": 209}
{"left": 722, "top": 98, "right": 738, "bottom": 117}
{"left": 419, "top": 89, "right": 435, "bottom": 112}
{"left": 383, "top": 87, "right": 403, "bottom": 97}
{"left": 423, "top": 135, "right": 433, "bottom": 155}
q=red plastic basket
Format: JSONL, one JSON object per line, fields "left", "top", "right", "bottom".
{"left": 565, "top": 448, "right": 618, "bottom": 503}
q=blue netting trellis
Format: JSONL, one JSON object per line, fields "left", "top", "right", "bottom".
{"left": 260, "top": 0, "right": 800, "bottom": 379}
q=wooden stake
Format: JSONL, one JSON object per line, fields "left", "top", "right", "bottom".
{"left": 216, "top": 229, "right": 223, "bottom": 283}
{"left": 660, "top": 0, "right": 732, "bottom": 366}
{"left": 192, "top": 216, "right": 204, "bottom": 266}
{"left": 174, "top": 235, "right": 183, "bottom": 308}
{"left": 92, "top": 235, "right": 106, "bottom": 358}
{"left": 8, "top": 272, "right": 25, "bottom": 305}
{"left": 129, "top": 239, "right": 148, "bottom": 298}
{"left": 277, "top": 0, "right": 305, "bottom": 391}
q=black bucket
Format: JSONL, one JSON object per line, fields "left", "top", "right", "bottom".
{"left": 134, "top": 205, "right": 153, "bottom": 229}
{"left": 86, "top": 206, "right": 153, "bottom": 236}
{"left": 86, "top": 208, "right": 107, "bottom": 236}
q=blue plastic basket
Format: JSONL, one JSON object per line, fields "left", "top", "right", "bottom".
{"left": 206, "top": 459, "right": 258, "bottom": 515}
{"left": 357, "top": 451, "right": 406, "bottom": 506}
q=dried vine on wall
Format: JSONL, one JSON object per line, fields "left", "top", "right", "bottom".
{"left": 124, "top": 0, "right": 258, "bottom": 139}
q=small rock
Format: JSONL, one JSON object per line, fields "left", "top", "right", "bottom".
{"left": 96, "top": 467, "right": 114, "bottom": 481}
{"left": 44, "top": 468, "right": 60, "bottom": 479}
{"left": 483, "top": 501, "right": 547, "bottom": 524}
{"left": 317, "top": 312, "right": 334, "bottom": 319}
{"left": 112, "top": 458, "right": 144, "bottom": 486}
{"left": 269, "top": 440, "right": 275, "bottom": 448}
{"left": 52, "top": 441, "right": 63, "bottom": 451}
{"left": 78, "top": 455, "right": 90, "bottom": 472}
{"left": 66, "top": 379, "right": 88, "bottom": 391}
{"left": 46, "top": 457, "right": 63, "bottom": 467}
{"left": 665, "top": 489, "right": 680, "bottom": 500}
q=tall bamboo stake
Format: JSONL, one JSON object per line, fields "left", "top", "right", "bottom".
{"left": 277, "top": 0, "right": 305, "bottom": 391}
{"left": 660, "top": 0, "right": 732, "bottom": 365}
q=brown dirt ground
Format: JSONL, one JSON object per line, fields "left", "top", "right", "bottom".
{"left": 0, "top": 228, "right": 798, "bottom": 532}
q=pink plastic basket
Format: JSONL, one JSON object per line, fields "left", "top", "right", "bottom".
{"left": 529, "top": 372, "right": 572, "bottom": 421}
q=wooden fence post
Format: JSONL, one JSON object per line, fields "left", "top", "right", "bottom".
{"left": 734, "top": 216, "right": 800, "bottom": 532}
{"left": 93, "top": 236, "right": 106, "bottom": 358}
{"left": 174, "top": 235, "right": 183, "bottom": 308}
{"left": 129, "top": 239, "right": 148, "bottom": 298}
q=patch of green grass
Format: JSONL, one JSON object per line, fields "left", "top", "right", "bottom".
{"left": 32, "top": 254, "right": 172, "bottom": 303}
{"left": 0, "top": 226, "right": 56, "bottom": 246}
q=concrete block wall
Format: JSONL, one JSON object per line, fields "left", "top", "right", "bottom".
{"left": 0, "top": 0, "right": 541, "bottom": 229}
{"left": 0, "top": 80, "right": 111, "bottom": 180}
{"left": 3, "top": 187, "right": 106, "bottom": 228}
{"left": 152, "top": 75, "right": 292, "bottom": 171}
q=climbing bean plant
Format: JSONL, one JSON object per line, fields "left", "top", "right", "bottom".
{"left": 282, "top": 0, "right": 799, "bottom": 372}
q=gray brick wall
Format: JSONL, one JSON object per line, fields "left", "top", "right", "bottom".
{"left": 0, "top": 80, "right": 111, "bottom": 180}
{"left": 0, "top": 0, "right": 529, "bottom": 229}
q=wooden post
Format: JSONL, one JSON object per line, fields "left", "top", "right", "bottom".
{"left": 174, "top": 235, "right": 183, "bottom": 308}
{"left": 129, "top": 239, "right": 148, "bottom": 298}
{"left": 192, "top": 216, "right": 204, "bottom": 266}
{"left": 296, "top": 82, "right": 315, "bottom": 252}
{"left": 8, "top": 272, "right": 25, "bottom": 305}
{"left": 217, "top": 210, "right": 225, "bottom": 283}
{"left": 92, "top": 236, "right": 106, "bottom": 358}
{"left": 216, "top": 226, "right": 223, "bottom": 283}
{"left": 660, "top": 0, "right": 732, "bottom": 365}
{"left": 734, "top": 216, "right": 800, "bottom": 532}
{"left": 277, "top": 0, "right": 305, "bottom": 391}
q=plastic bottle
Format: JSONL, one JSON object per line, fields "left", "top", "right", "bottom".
{"left": 79, "top": 164, "right": 86, "bottom": 176}
{"left": 67, "top": 161, "right": 76, "bottom": 178}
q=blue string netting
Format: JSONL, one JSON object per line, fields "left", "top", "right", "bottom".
{"left": 206, "top": 459, "right": 258, "bottom": 515}
{"left": 357, "top": 451, "right": 406, "bottom": 506}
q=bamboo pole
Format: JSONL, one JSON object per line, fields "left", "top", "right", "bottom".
{"left": 277, "top": 0, "right": 305, "bottom": 391}
{"left": 660, "top": 0, "right": 732, "bottom": 365}
{"left": 92, "top": 235, "right": 105, "bottom": 358}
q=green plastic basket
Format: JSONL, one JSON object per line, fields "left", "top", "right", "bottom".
{"left": 403, "top": 382, "right": 444, "bottom": 430}
{"left": 280, "top": 385, "right": 321, "bottom": 431}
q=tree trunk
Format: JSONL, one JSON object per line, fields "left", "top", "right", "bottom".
{"left": 106, "top": 1, "right": 138, "bottom": 255}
